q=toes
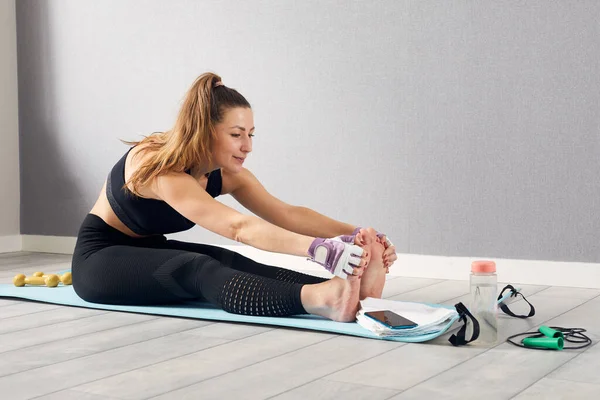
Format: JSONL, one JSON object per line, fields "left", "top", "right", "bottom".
{"left": 358, "top": 228, "right": 377, "bottom": 245}
{"left": 365, "top": 228, "right": 378, "bottom": 241}
{"left": 349, "top": 266, "right": 364, "bottom": 278}
{"left": 354, "top": 232, "right": 367, "bottom": 246}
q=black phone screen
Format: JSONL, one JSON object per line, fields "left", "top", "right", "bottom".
{"left": 364, "top": 310, "right": 418, "bottom": 329}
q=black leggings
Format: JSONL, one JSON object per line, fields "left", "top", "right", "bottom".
{"left": 72, "top": 214, "right": 327, "bottom": 316}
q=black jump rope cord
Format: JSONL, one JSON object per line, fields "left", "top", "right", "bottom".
{"left": 507, "top": 326, "right": 592, "bottom": 350}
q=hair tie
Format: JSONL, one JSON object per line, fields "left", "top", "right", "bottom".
{"left": 214, "top": 81, "right": 224, "bottom": 88}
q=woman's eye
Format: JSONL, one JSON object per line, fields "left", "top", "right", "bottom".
{"left": 231, "top": 134, "right": 241, "bottom": 137}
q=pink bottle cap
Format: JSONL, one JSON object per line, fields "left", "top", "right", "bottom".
{"left": 471, "top": 260, "right": 496, "bottom": 273}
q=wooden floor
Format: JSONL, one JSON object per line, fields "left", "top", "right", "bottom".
{"left": 0, "top": 251, "right": 599, "bottom": 400}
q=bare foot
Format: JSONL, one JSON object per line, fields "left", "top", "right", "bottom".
{"left": 320, "top": 275, "right": 362, "bottom": 322}
{"left": 300, "top": 229, "right": 372, "bottom": 322}
{"left": 359, "top": 239, "right": 386, "bottom": 300}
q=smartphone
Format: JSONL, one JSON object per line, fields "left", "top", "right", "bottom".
{"left": 364, "top": 310, "right": 418, "bottom": 329}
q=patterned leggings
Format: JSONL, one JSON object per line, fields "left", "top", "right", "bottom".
{"left": 72, "top": 214, "right": 327, "bottom": 317}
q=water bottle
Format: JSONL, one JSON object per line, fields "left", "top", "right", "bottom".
{"left": 469, "top": 260, "right": 498, "bottom": 346}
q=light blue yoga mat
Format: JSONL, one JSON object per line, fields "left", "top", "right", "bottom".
{"left": 0, "top": 281, "right": 461, "bottom": 343}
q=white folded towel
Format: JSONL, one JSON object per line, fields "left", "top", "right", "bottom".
{"left": 357, "top": 297, "right": 458, "bottom": 337}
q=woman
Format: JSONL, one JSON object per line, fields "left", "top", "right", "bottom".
{"left": 72, "top": 72, "right": 397, "bottom": 322}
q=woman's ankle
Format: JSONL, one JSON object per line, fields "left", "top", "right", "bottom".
{"left": 300, "top": 281, "right": 329, "bottom": 315}
{"left": 300, "top": 277, "right": 359, "bottom": 322}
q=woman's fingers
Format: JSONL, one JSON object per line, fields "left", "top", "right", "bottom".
{"left": 379, "top": 234, "right": 394, "bottom": 249}
{"left": 383, "top": 248, "right": 397, "bottom": 260}
{"left": 346, "top": 264, "right": 365, "bottom": 277}
{"left": 382, "top": 246, "right": 397, "bottom": 268}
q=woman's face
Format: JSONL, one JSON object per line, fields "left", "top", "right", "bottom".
{"left": 212, "top": 107, "right": 254, "bottom": 173}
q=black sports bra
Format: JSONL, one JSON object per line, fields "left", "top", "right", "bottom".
{"left": 106, "top": 147, "right": 222, "bottom": 235}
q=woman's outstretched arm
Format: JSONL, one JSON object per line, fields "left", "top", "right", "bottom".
{"left": 277, "top": 206, "right": 356, "bottom": 238}
{"left": 230, "top": 168, "right": 357, "bottom": 238}
{"left": 154, "top": 172, "right": 315, "bottom": 257}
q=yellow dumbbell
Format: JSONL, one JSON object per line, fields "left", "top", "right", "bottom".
{"left": 43, "top": 272, "right": 72, "bottom": 285}
{"left": 13, "top": 274, "right": 60, "bottom": 288}
{"left": 32, "top": 271, "right": 73, "bottom": 285}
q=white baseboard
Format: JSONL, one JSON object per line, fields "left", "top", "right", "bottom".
{"left": 21, "top": 235, "right": 77, "bottom": 254}
{"left": 0, "top": 235, "right": 22, "bottom": 253}
{"left": 11, "top": 235, "right": 600, "bottom": 289}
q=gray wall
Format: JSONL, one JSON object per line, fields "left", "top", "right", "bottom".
{"left": 16, "top": 0, "right": 600, "bottom": 263}
{"left": 0, "top": 0, "right": 19, "bottom": 237}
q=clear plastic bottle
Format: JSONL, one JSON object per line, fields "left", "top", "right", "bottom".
{"left": 469, "top": 260, "right": 498, "bottom": 346}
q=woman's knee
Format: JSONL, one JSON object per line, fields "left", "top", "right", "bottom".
{"left": 72, "top": 268, "right": 112, "bottom": 304}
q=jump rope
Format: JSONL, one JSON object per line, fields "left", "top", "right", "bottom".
{"left": 498, "top": 285, "right": 592, "bottom": 350}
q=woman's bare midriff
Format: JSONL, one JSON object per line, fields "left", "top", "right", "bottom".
{"left": 89, "top": 145, "right": 231, "bottom": 239}
{"left": 89, "top": 180, "right": 149, "bottom": 238}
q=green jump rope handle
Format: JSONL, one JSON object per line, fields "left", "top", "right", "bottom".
{"left": 521, "top": 325, "right": 565, "bottom": 350}
{"left": 522, "top": 336, "right": 564, "bottom": 350}
{"left": 539, "top": 325, "right": 563, "bottom": 339}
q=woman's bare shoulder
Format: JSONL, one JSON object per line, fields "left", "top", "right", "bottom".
{"left": 220, "top": 167, "right": 253, "bottom": 195}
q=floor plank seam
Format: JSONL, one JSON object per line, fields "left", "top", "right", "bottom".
{"left": 0, "top": 303, "right": 64, "bottom": 319}
{"left": 0, "top": 313, "right": 159, "bottom": 356}
{"left": 0, "top": 261, "right": 72, "bottom": 272}
{"left": 0, "top": 301, "right": 21, "bottom": 308}
{"left": 506, "top": 353, "right": 593, "bottom": 399}
{"left": 0, "top": 261, "right": 70, "bottom": 269}
{"left": 32, "top": 326, "right": 298, "bottom": 400}
{"left": 264, "top": 344, "right": 407, "bottom": 399}
{"left": 20, "top": 329, "right": 241, "bottom": 400}
{"left": 29, "top": 387, "right": 125, "bottom": 400}
{"left": 0, "top": 308, "right": 111, "bottom": 331}
{"left": 0, "top": 318, "right": 218, "bottom": 379}
{"left": 0, "top": 306, "right": 107, "bottom": 325}
{"left": 383, "top": 279, "right": 446, "bottom": 298}
{"left": 585, "top": 292, "right": 600, "bottom": 302}
{"left": 526, "top": 375, "right": 600, "bottom": 387}
{"left": 144, "top": 333, "right": 340, "bottom": 400}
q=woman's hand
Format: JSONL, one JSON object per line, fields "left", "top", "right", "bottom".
{"left": 348, "top": 227, "right": 397, "bottom": 270}
{"left": 307, "top": 236, "right": 370, "bottom": 279}
{"left": 376, "top": 234, "right": 397, "bottom": 270}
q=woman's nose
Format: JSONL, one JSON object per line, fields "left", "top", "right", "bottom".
{"left": 241, "top": 138, "right": 252, "bottom": 153}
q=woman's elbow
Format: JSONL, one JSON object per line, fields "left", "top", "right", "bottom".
{"left": 230, "top": 215, "right": 251, "bottom": 243}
